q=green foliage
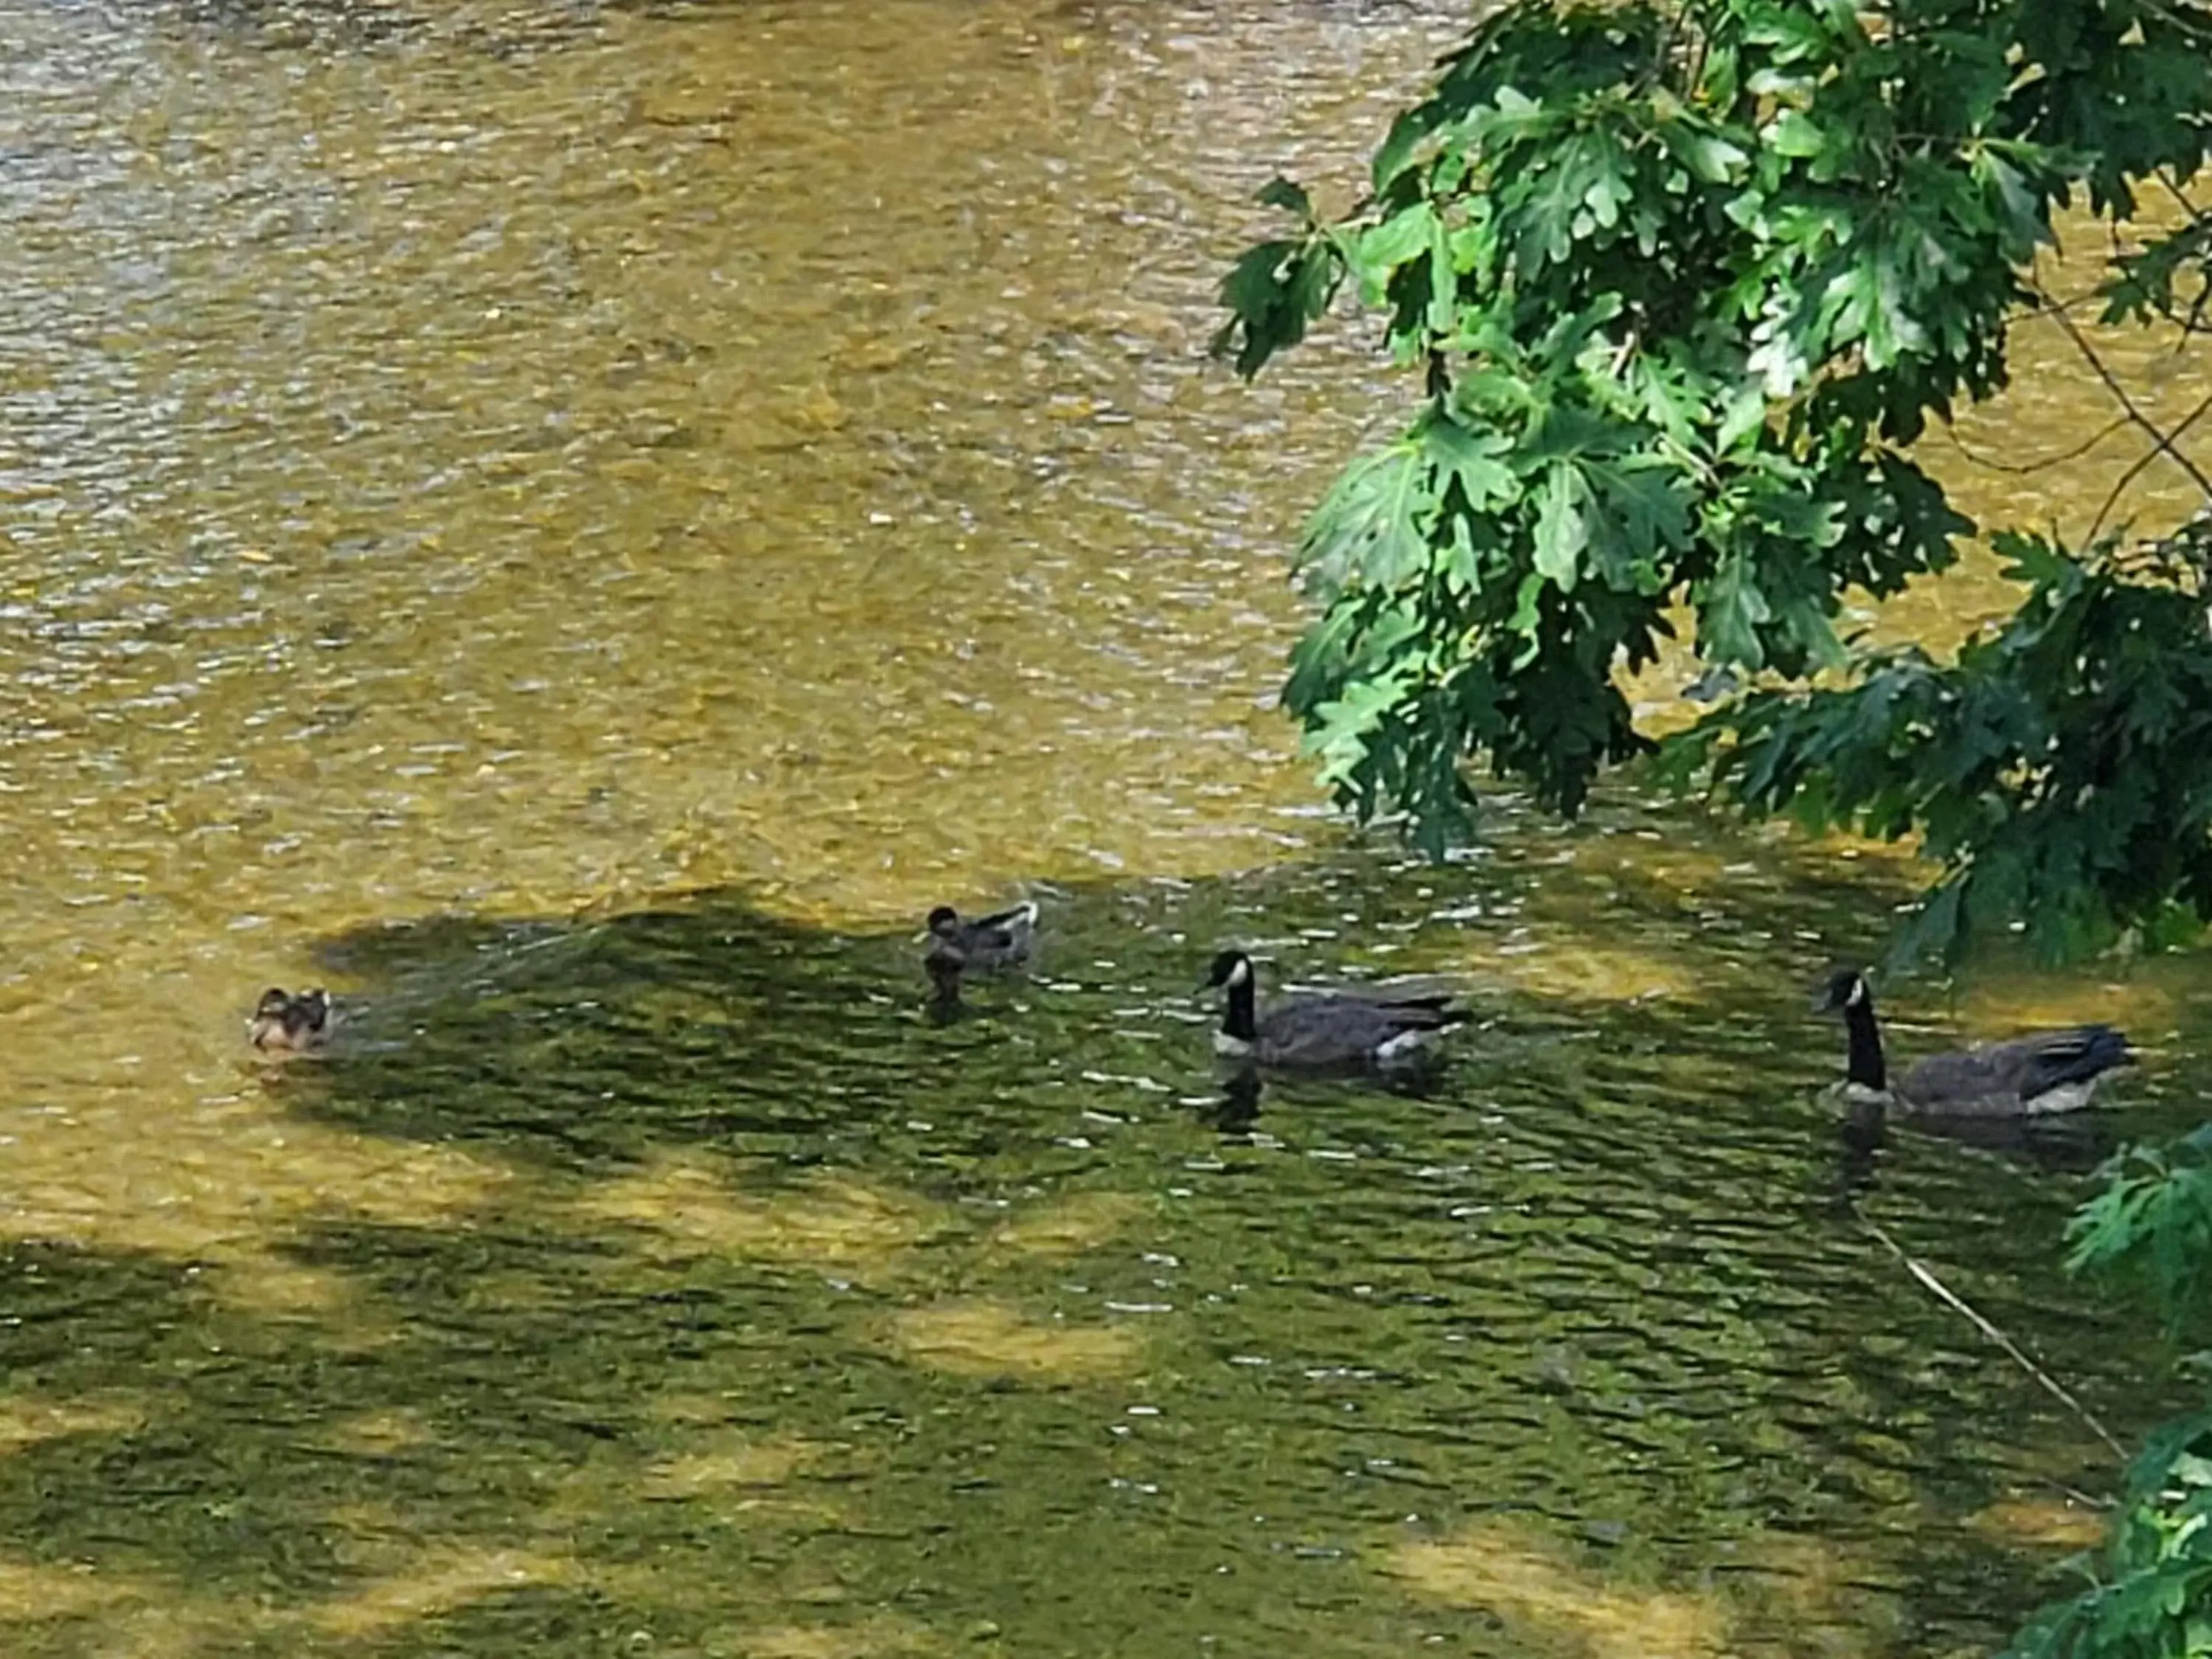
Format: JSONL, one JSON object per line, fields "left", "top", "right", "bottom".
{"left": 2005, "top": 1405, "right": 2212, "bottom": 1659}
{"left": 1683, "top": 518, "right": 2212, "bottom": 961}
{"left": 1218, "top": 0, "right": 2212, "bottom": 958}
{"left": 2011, "top": 1129, "right": 2212, "bottom": 1659}
{"left": 2102, "top": 217, "right": 2212, "bottom": 334}
{"left": 2069, "top": 1124, "right": 2212, "bottom": 1337}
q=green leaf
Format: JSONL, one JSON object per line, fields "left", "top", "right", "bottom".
{"left": 1701, "top": 549, "right": 1773, "bottom": 668}
{"left": 1660, "top": 119, "right": 1750, "bottom": 184}
{"left": 1218, "top": 240, "right": 1297, "bottom": 321}
{"left": 1419, "top": 412, "right": 1519, "bottom": 514}
{"left": 1534, "top": 462, "right": 1590, "bottom": 588}
{"left": 1627, "top": 355, "right": 1706, "bottom": 447}
{"left": 1372, "top": 102, "right": 1444, "bottom": 190}
{"left": 1585, "top": 454, "right": 1691, "bottom": 590}
{"left": 1256, "top": 176, "right": 1313, "bottom": 220}
{"left": 1212, "top": 237, "right": 1343, "bottom": 378}
{"left": 1972, "top": 147, "right": 2052, "bottom": 254}
{"left": 1295, "top": 445, "right": 1437, "bottom": 597}
{"left": 1717, "top": 387, "right": 1768, "bottom": 453}
{"left": 1354, "top": 201, "right": 1437, "bottom": 288}
{"left": 1427, "top": 209, "right": 1459, "bottom": 335}
{"left": 1767, "top": 108, "right": 1826, "bottom": 159}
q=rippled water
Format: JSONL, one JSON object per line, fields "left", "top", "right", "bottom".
{"left": 3, "top": 0, "right": 2211, "bottom": 1652}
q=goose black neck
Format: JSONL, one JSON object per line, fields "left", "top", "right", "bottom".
{"left": 1222, "top": 974, "right": 1257, "bottom": 1042}
{"left": 1843, "top": 994, "right": 1887, "bottom": 1091}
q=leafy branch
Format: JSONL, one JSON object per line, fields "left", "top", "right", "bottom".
{"left": 1218, "top": 0, "right": 2212, "bottom": 961}
{"left": 2003, "top": 1131, "right": 2212, "bottom": 1659}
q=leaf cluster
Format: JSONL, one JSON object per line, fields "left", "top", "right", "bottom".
{"left": 2013, "top": 1129, "right": 2212, "bottom": 1659}
{"left": 2070, "top": 1122, "right": 2212, "bottom": 1337}
{"left": 1683, "top": 518, "right": 2212, "bottom": 960}
{"left": 2006, "top": 1405, "right": 2212, "bottom": 1659}
{"left": 1218, "top": 0, "right": 2212, "bottom": 953}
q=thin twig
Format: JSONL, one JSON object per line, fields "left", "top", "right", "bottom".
{"left": 2034, "top": 280, "right": 2212, "bottom": 512}
{"left": 2155, "top": 169, "right": 2210, "bottom": 230}
{"left": 1859, "top": 1213, "right": 2128, "bottom": 1461}
{"left": 2140, "top": 0, "right": 2212, "bottom": 52}
{"left": 1944, "top": 413, "right": 2129, "bottom": 476}
{"left": 2088, "top": 386, "right": 2212, "bottom": 541}
{"left": 2045, "top": 1479, "right": 2117, "bottom": 1512}
{"left": 2017, "top": 281, "right": 2110, "bottom": 321}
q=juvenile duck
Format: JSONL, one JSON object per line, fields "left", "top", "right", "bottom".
{"left": 924, "top": 900, "right": 1040, "bottom": 975}
{"left": 1818, "top": 968, "right": 2132, "bottom": 1117}
{"left": 1205, "top": 948, "right": 1467, "bottom": 1070}
{"left": 248, "top": 987, "right": 335, "bottom": 1054}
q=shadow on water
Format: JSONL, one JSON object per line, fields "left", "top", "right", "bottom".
{"left": 0, "top": 801, "right": 2197, "bottom": 1655}
{"left": 0, "top": 815, "right": 2184, "bottom": 1653}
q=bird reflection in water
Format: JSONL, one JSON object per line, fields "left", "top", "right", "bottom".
{"left": 1834, "top": 1093, "right": 2120, "bottom": 1206}
{"left": 1193, "top": 1060, "right": 1450, "bottom": 1141}
{"left": 924, "top": 956, "right": 967, "bottom": 1026}
{"left": 1197, "top": 1068, "right": 1265, "bottom": 1138}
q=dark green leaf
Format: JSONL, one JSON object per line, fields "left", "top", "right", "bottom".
{"left": 1256, "top": 175, "right": 1313, "bottom": 219}
{"left": 1533, "top": 462, "right": 1590, "bottom": 588}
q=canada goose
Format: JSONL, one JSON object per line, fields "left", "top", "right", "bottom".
{"left": 1816, "top": 968, "right": 2132, "bottom": 1116}
{"left": 1204, "top": 948, "right": 1468, "bottom": 1070}
{"left": 248, "top": 987, "right": 335, "bottom": 1054}
{"left": 924, "top": 900, "right": 1040, "bottom": 977}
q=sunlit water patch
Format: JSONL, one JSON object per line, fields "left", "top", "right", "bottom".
{"left": 1, "top": 0, "right": 2208, "bottom": 1652}
{"left": 3, "top": 806, "right": 2202, "bottom": 1655}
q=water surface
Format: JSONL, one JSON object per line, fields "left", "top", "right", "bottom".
{"left": 1, "top": 0, "right": 2210, "bottom": 1653}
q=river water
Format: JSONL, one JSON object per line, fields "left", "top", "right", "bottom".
{"left": 2, "top": 0, "right": 2211, "bottom": 1653}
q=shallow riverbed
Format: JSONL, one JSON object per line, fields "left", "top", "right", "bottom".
{"left": 1, "top": 0, "right": 2210, "bottom": 1653}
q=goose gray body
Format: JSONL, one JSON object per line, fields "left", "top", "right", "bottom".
{"left": 1819, "top": 969, "right": 2131, "bottom": 1118}
{"left": 1206, "top": 949, "right": 1467, "bottom": 1070}
{"left": 925, "top": 900, "right": 1039, "bottom": 977}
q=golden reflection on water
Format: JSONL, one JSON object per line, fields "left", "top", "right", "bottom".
{"left": 4, "top": 0, "right": 1437, "bottom": 1271}
{"left": 4, "top": 0, "right": 1416, "bottom": 1124}
{"left": 0, "top": 1393, "right": 147, "bottom": 1455}
{"left": 1971, "top": 1492, "right": 2110, "bottom": 1550}
{"left": 297, "top": 1548, "right": 581, "bottom": 1640}
{"left": 575, "top": 1152, "right": 946, "bottom": 1273}
{"left": 887, "top": 1296, "right": 1147, "bottom": 1382}
{"left": 0, "top": 0, "right": 2203, "bottom": 1226}
{"left": 0, "top": 1, "right": 2205, "bottom": 1652}
{"left": 1394, "top": 1520, "right": 1911, "bottom": 1659}
{"left": 725, "top": 1614, "right": 935, "bottom": 1659}
{"left": 1395, "top": 1523, "right": 1730, "bottom": 1659}
{"left": 984, "top": 1187, "right": 1146, "bottom": 1259}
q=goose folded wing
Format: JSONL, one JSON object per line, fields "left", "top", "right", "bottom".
{"left": 1992, "top": 1025, "right": 2132, "bottom": 1098}
{"left": 1319, "top": 978, "right": 1466, "bottom": 1018}
{"left": 1905, "top": 1025, "right": 2131, "bottom": 1105}
{"left": 1268, "top": 991, "right": 1461, "bottom": 1047}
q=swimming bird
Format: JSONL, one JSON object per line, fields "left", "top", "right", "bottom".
{"left": 248, "top": 987, "right": 335, "bottom": 1054}
{"left": 924, "top": 900, "right": 1040, "bottom": 978}
{"left": 1816, "top": 967, "right": 2131, "bottom": 1116}
{"left": 1204, "top": 948, "right": 1467, "bottom": 1070}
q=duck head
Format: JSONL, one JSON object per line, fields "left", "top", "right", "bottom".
{"left": 249, "top": 986, "right": 332, "bottom": 1052}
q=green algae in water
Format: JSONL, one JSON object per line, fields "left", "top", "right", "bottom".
{"left": 0, "top": 818, "right": 2191, "bottom": 1656}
